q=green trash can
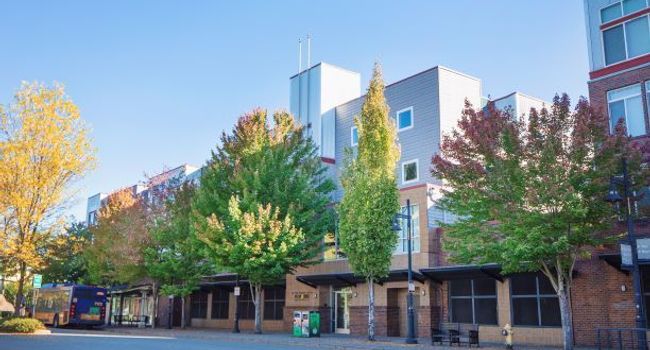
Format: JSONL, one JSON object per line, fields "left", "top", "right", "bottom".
{"left": 308, "top": 311, "right": 320, "bottom": 337}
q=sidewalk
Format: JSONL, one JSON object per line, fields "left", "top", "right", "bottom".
{"left": 97, "top": 326, "right": 567, "bottom": 350}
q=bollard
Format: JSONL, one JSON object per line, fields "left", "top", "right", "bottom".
{"left": 502, "top": 323, "right": 514, "bottom": 350}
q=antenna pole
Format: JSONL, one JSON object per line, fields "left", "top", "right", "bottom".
{"left": 298, "top": 38, "right": 302, "bottom": 73}
{"left": 306, "top": 34, "right": 311, "bottom": 68}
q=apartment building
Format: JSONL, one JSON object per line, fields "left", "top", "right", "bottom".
{"left": 85, "top": 164, "right": 201, "bottom": 328}
{"left": 187, "top": 63, "right": 574, "bottom": 345}
{"left": 576, "top": 0, "right": 650, "bottom": 346}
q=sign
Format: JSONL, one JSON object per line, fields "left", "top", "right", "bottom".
{"left": 234, "top": 286, "right": 241, "bottom": 296}
{"left": 32, "top": 274, "right": 42, "bottom": 288}
{"left": 408, "top": 282, "right": 416, "bottom": 293}
{"left": 637, "top": 238, "right": 650, "bottom": 260}
{"left": 621, "top": 244, "right": 632, "bottom": 266}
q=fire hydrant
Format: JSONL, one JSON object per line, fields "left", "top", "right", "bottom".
{"left": 502, "top": 323, "right": 513, "bottom": 349}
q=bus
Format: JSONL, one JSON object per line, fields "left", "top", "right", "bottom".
{"left": 34, "top": 284, "right": 107, "bottom": 328}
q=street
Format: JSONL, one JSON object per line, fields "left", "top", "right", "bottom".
{"left": 0, "top": 327, "right": 569, "bottom": 350}
{"left": 0, "top": 330, "right": 299, "bottom": 350}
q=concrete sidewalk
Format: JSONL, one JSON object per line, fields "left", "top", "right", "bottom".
{"left": 91, "top": 326, "right": 567, "bottom": 350}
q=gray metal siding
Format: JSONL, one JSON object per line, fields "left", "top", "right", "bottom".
{"left": 332, "top": 68, "right": 441, "bottom": 201}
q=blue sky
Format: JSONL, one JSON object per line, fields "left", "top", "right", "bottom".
{"left": 0, "top": 0, "right": 589, "bottom": 221}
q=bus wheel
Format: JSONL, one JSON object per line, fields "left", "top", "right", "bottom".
{"left": 52, "top": 315, "right": 59, "bottom": 328}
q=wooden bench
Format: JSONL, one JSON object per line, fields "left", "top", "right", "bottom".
{"left": 431, "top": 322, "right": 480, "bottom": 347}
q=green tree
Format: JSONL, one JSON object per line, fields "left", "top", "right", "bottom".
{"left": 145, "top": 183, "right": 211, "bottom": 328}
{"left": 431, "top": 95, "right": 647, "bottom": 350}
{"left": 40, "top": 222, "right": 92, "bottom": 284}
{"left": 193, "top": 109, "right": 335, "bottom": 334}
{"left": 338, "top": 63, "right": 400, "bottom": 341}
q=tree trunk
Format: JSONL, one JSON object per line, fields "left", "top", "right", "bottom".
{"left": 368, "top": 278, "right": 375, "bottom": 341}
{"left": 181, "top": 295, "right": 186, "bottom": 329}
{"left": 558, "top": 286, "right": 574, "bottom": 350}
{"left": 14, "top": 262, "right": 26, "bottom": 316}
{"left": 253, "top": 283, "right": 263, "bottom": 334}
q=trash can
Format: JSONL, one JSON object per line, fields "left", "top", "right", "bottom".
{"left": 292, "top": 311, "right": 303, "bottom": 337}
{"left": 308, "top": 311, "right": 320, "bottom": 337}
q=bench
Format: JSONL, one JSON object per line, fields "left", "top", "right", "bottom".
{"left": 431, "top": 322, "right": 480, "bottom": 347}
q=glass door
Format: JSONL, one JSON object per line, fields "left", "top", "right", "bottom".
{"left": 334, "top": 289, "right": 351, "bottom": 334}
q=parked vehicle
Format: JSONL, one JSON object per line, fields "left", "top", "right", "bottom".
{"left": 33, "top": 284, "right": 106, "bottom": 328}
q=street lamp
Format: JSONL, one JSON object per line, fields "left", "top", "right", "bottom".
{"left": 393, "top": 198, "right": 417, "bottom": 344}
{"left": 605, "top": 156, "right": 647, "bottom": 348}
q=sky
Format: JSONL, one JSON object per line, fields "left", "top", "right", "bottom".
{"left": 0, "top": 0, "right": 590, "bottom": 221}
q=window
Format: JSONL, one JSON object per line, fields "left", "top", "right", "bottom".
{"left": 190, "top": 292, "right": 208, "bottom": 319}
{"left": 394, "top": 204, "right": 420, "bottom": 254}
{"left": 324, "top": 228, "right": 346, "bottom": 261}
{"left": 211, "top": 289, "right": 229, "bottom": 319}
{"left": 402, "top": 159, "right": 419, "bottom": 184}
{"left": 602, "top": 14, "right": 650, "bottom": 66}
{"left": 238, "top": 287, "right": 255, "bottom": 320}
{"left": 608, "top": 84, "right": 647, "bottom": 136}
{"left": 601, "top": 0, "right": 648, "bottom": 23}
{"left": 449, "top": 278, "right": 498, "bottom": 325}
{"left": 263, "top": 286, "right": 285, "bottom": 320}
{"left": 395, "top": 107, "right": 414, "bottom": 131}
{"left": 602, "top": 3, "right": 623, "bottom": 23}
{"left": 510, "top": 273, "right": 561, "bottom": 327}
{"left": 351, "top": 126, "right": 358, "bottom": 146}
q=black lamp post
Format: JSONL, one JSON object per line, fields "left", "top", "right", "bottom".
{"left": 606, "top": 156, "right": 647, "bottom": 348}
{"left": 233, "top": 274, "right": 240, "bottom": 333}
{"left": 393, "top": 199, "right": 417, "bottom": 344}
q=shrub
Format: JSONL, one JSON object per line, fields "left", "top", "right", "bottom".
{"left": 0, "top": 317, "right": 45, "bottom": 333}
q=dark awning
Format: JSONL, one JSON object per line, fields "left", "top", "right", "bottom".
{"left": 198, "top": 273, "right": 284, "bottom": 291}
{"left": 296, "top": 269, "right": 426, "bottom": 289}
{"left": 599, "top": 253, "right": 630, "bottom": 274}
{"left": 420, "top": 264, "right": 503, "bottom": 283}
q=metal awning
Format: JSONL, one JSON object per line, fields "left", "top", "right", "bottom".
{"left": 108, "top": 284, "right": 153, "bottom": 295}
{"left": 420, "top": 264, "right": 503, "bottom": 283}
{"left": 198, "top": 273, "right": 285, "bottom": 291}
{"left": 296, "top": 269, "right": 426, "bottom": 289}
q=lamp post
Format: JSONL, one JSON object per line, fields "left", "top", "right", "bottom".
{"left": 233, "top": 274, "right": 240, "bottom": 333}
{"left": 393, "top": 199, "right": 417, "bottom": 344}
{"left": 605, "top": 156, "right": 647, "bottom": 348}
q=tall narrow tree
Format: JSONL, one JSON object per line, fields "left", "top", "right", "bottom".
{"left": 432, "top": 96, "right": 648, "bottom": 350}
{"left": 338, "top": 63, "right": 400, "bottom": 341}
{"left": 0, "top": 82, "right": 95, "bottom": 314}
{"left": 193, "top": 110, "right": 335, "bottom": 333}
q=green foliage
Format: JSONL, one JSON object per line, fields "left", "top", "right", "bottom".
{"left": 338, "top": 63, "right": 400, "bottom": 281}
{"left": 2, "top": 281, "right": 32, "bottom": 307}
{"left": 432, "top": 95, "right": 646, "bottom": 278}
{"left": 0, "top": 317, "right": 45, "bottom": 333}
{"left": 193, "top": 109, "right": 335, "bottom": 281}
{"left": 145, "top": 183, "right": 211, "bottom": 297}
{"left": 40, "top": 222, "right": 92, "bottom": 284}
{"left": 197, "top": 196, "right": 305, "bottom": 286}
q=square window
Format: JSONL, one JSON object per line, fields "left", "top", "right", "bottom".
{"left": 540, "top": 297, "right": 562, "bottom": 327}
{"left": 512, "top": 297, "right": 539, "bottom": 326}
{"left": 604, "top": 25, "right": 627, "bottom": 65}
{"left": 450, "top": 298, "right": 473, "bottom": 323}
{"left": 624, "top": 0, "right": 646, "bottom": 15}
{"left": 396, "top": 107, "right": 413, "bottom": 131}
{"left": 474, "top": 298, "right": 498, "bottom": 325}
{"left": 351, "top": 126, "right": 358, "bottom": 146}
{"left": 625, "top": 16, "right": 650, "bottom": 58}
{"left": 607, "top": 84, "right": 646, "bottom": 136}
{"left": 402, "top": 160, "right": 418, "bottom": 183}
{"left": 602, "top": 3, "right": 622, "bottom": 23}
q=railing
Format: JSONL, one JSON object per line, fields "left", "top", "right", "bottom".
{"left": 596, "top": 328, "right": 649, "bottom": 350}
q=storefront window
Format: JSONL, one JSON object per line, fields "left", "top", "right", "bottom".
{"left": 211, "top": 289, "right": 229, "bottom": 320}
{"left": 263, "top": 286, "right": 285, "bottom": 320}
{"left": 511, "top": 273, "right": 561, "bottom": 327}
{"left": 449, "top": 278, "right": 498, "bottom": 325}
{"left": 238, "top": 287, "right": 255, "bottom": 320}
{"left": 190, "top": 292, "right": 208, "bottom": 319}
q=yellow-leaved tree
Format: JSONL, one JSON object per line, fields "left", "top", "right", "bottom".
{"left": 0, "top": 82, "right": 95, "bottom": 314}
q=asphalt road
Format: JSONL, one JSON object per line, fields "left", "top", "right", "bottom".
{"left": 0, "top": 331, "right": 303, "bottom": 350}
